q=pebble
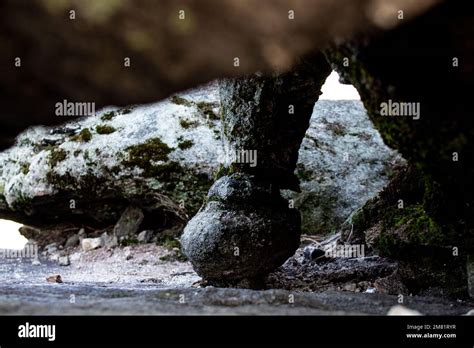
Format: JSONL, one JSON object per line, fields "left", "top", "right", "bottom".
{"left": 58, "top": 255, "right": 70, "bottom": 266}
{"left": 46, "top": 274, "right": 63, "bottom": 283}
{"left": 81, "top": 237, "right": 102, "bottom": 252}
{"left": 387, "top": 305, "right": 422, "bottom": 316}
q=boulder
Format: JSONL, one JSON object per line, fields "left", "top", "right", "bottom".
{"left": 0, "top": 83, "right": 222, "bottom": 232}
{"left": 0, "top": 83, "right": 401, "bottom": 237}
{"left": 181, "top": 173, "right": 301, "bottom": 286}
{"left": 284, "top": 100, "right": 403, "bottom": 235}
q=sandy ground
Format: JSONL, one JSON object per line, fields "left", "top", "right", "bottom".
{"left": 0, "top": 243, "right": 473, "bottom": 315}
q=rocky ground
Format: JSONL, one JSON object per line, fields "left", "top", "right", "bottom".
{"left": 1, "top": 235, "right": 472, "bottom": 315}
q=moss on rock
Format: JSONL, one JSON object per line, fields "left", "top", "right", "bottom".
{"left": 179, "top": 118, "right": 198, "bottom": 129}
{"left": 96, "top": 124, "right": 117, "bottom": 134}
{"left": 100, "top": 111, "right": 116, "bottom": 121}
{"left": 177, "top": 139, "right": 194, "bottom": 150}
{"left": 122, "top": 138, "right": 173, "bottom": 176}
{"left": 49, "top": 148, "right": 67, "bottom": 167}
{"left": 171, "top": 95, "right": 193, "bottom": 107}
{"left": 71, "top": 128, "right": 92, "bottom": 142}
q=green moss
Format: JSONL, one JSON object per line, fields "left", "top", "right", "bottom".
{"left": 120, "top": 106, "right": 133, "bottom": 114}
{"left": 10, "top": 193, "right": 32, "bottom": 211}
{"left": 123, "top": 138, "right": 173, "bottom": 177}
{"left": 159, "top": 252, "right": 188, "bottom": 262}
{"left": 71, "top": 128, "right": 92, "bottom": 142}
{"left": 46, "top": 171, "right": 75, "bottom": 188}
{"left": 177, "top": 139, "right": 194, "bottom": 150}
{"left": 213, "top": 163, "right": 237, "bottom": 180}
{"left": 196, "top": 101, "right": 219, "bottom": 120}
{"left": 101, "top": 111, "right": 116, "bottom": 121}
{"left": 96, "top": 124, "right": 116, "bottom": 134}
{"left": 157, "top": 236, "right": 188, "bottom": 261}
{"left": 179, "top": 118, "right": 198, "bottom": 129}
{"left": 46, "top": 170, "right": 108, "bottom": 197}
{"left": 20, "top": 162, "right": 30, "bottom": 175}
{"left": 373, "top": 203, "right": 445, "bottom": 257}
{"left": 121, "top": 139, "right": 211, "bottom": 215}
{"left": 49, "top": 148, "right": 67, "bottom": 167}
{"left": 295, "top": 163, "right": 313, "bottom": 182}
{"left": 121, "top": 238, "right": 139, "bottom": 246}
{"left": 171, "top": 95, "right": 193, "bottom": 107}
{"left": 157, "top": 235, "right": 181, "bottom": 249}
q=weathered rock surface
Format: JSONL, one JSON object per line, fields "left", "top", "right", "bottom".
{"left": 181, "top": 174, "right": 301, "bottom": 285}
{"left": 0, "top": 83, "right": 222, "bottom": 233}
{"left": 284, "top": 100, "right": 403, "bottom": 235}
{"left": 0, "top": 83, "right": 401, "bottom": 238}
{"left": 183, "top": 58, "right": 334, "bottom": 283}
{"left": 322, "top": 1, "right": 474, "bottom": 297}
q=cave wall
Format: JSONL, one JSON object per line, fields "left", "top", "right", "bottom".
{"left": 325, "top": 1, "right": 474, "bottom": 296}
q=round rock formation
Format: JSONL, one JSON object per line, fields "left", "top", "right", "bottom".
{"left": 181, "top": 173, "right": 301, "bottom": 287}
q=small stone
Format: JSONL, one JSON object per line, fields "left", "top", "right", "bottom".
{"left": 364, "top": 287, "right": 377, "bottom": 294}
{"left": 81, "top": 237, "right": 102, "bottom": 252}
{"left": 303, "top": 245, "right": 326, "bottom": 261}
{"left": 374, "top": 271, "right": 408, "bottom": 295}
{"left": 46, "top": 274, "right": 63, "bottom": 283}
{"left": 78, "top": 228, "right": 86, "bottom": 237}
{"left": 58, "top": 255, "right": 70, "bottom": 266}
{"left": 113, "top": 206, "right": 144, "bottom": 239}
{"left": 31, "top": 259, "right": 41, "bottom": 266}
{"left": 124, "top": 247, "right": 133, "bottom": 260}
{"left": 343, "top": 283, "right": 357, "bottom": 292}
{"left": 137, "top": 230, "right": 154, "bottom": 243}
{"left": 465, "top": 309, "right": 474, "bottom": 316}
{"left": 65, "top": 234, "right": 80, "bottom": 248}
{"left": 101, "top": 232, "right": 118, "bottom": 249}
{"left": 45, "top": 243, "right": 57, "bottom": 254}
{"left": 387, "top": 305, "right": 422, "bottom": 316}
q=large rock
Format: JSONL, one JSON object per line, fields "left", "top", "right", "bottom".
{"left": 181, "top": 173, "right": 301, "bottom": 286}
{"left": 324, "top": 1, "right": 474, "bottom": 296}
{"left": 285, "top": 100, "right": 403, "bottom": 235}
{"left": 0, "top": 83, "right": 401, "bottom": 236}
{"left": 0, "top": 83, "right": 222, "bottom": 230}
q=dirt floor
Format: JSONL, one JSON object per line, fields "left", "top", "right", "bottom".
{"left": 1, "top": 241, "right": 473, "bottom": 315}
